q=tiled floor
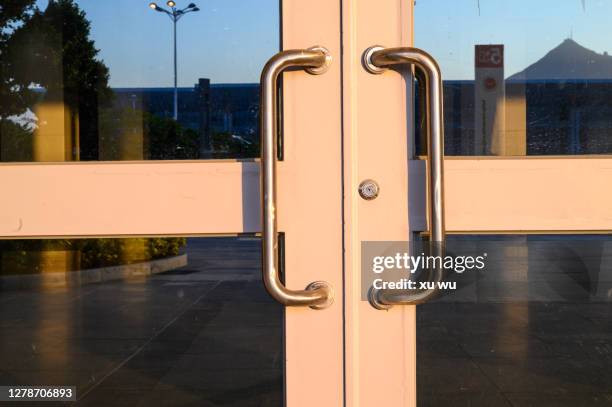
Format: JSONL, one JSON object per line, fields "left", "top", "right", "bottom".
{"left": 418, "top": 236, "right": 612, "bottom": 406}
{"left": 417, "top": 302, "right": 612, "bottom": 406}
{"left": 0, "top": 237, "right": 283, "bottom": 406}
{"left": 1, "top": 236, "right": 611, "bottom": 406}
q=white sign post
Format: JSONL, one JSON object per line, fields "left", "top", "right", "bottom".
{"left": 475, "top": 44, "right": 505, "bottom": 155}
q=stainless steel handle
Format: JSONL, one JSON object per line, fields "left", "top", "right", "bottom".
{"left": 260, "top": 47, "right": 333, "bottom": 309}
{"left": 363, "top": 46, "right": 446, "bottom": 308}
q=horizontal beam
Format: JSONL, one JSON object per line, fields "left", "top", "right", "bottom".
{"left": 411, "top": 158, "right": 612, "bottom": 233}
{"left": 0, "top": 161, "right": 260, "bottom": 238}
{"left": 1, "top": 157, "right": 610, "bottom": 238}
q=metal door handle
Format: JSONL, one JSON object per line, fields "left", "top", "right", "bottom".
{"left": 260, "top": 47, "right": 333, "bottom": 309}
{"left": 363, "top": 46, "right": 446, "bottom": 308}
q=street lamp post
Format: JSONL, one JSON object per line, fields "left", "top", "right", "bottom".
{"left": 149, "top": 1, "right": 200, "bottom": 121}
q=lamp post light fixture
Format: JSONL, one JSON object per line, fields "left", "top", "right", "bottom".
{"left": 149, "top": 1, "right": 200, "bottom": 121}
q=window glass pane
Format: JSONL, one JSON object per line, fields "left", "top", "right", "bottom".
{"left": 0, "top": 0, "right": 278, "bottom": 161}
{"left": 0, "top": 236, "right": 283, "bottom": 405}
{"left": 415, "top": 1, "right": 612, "bottom": 155}
{"left": 418, "top": 235, "right": 612, "bottom": 406}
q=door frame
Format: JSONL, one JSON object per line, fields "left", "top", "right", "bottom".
{"left": 341, "top": 1, "right": 612, "bottom": 406}
{"left": 0, "top": 0, "right": 346, "bottom": 406}
{"left": 341, "top": 0, "right": 417, "bottom": 405}
{"left": 4, "top": 1, "right": 611, "bottom": 406}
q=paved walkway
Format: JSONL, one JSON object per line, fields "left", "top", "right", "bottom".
{"left": 0, "top": 237, "right": 282, "bottom": 407}
{"left": 419, "top": 236, "right": 612, "bottom": 406}
{"left": 1, "top": 236, "right": 611, "bottom": 406}
{"left": 418, "top": 302, "right": 612, "bottom": 406}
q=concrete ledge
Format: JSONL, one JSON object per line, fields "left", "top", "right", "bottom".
{"left": 0, "top": 254, "right": 188, "bottom": 291}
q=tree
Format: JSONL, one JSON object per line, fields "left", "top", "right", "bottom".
{"left": 211, "top": 132, "right": 258, "bottom": 158}
{"left": 145, "top": 113, "right": 200, "bottom": 159}
{"left": 2, "top": 0, "right": 112, "bottom": 159}
{"left": 0, "top": 0, "right": 37, "bottom": 119}
{"left": 97, "top": 107, "right": 200, "bottom": 160}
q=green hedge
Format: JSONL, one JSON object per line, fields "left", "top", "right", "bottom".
{"left": 0, "top": 238, "right": 186, "bottom": 275}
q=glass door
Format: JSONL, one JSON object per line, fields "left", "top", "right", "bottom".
{"left": 339, "top": 1, "right": 612, "bottom": 406}
{"left": 7, "top": 1, "right": 607, "bottom": 406}
{"left": 410, "top": 1, "right": 612, "bottom": 406}
{"left": 0, "top": 0, "right": 343, "bottom": 405}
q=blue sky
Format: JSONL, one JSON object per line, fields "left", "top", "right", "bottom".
{"left": 415, "top": 0, "right": 612, "bottom": 79}
{"left": 35, "top": 0, "right": 611, "bottom": 85}
{"left": 37, "top": 0, "right": 279, "bottom": 87}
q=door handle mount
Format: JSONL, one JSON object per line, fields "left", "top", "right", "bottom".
{"left": 363, "top": 46, "right": 446, "bottom": 309}
{"left": 260, "top": 47, "right": 334, "bottom": 309}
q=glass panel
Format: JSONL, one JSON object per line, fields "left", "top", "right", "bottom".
{"left": 415, "top": 1, "right": 612, "bottom": 155}
{"left": 0, "top": 1, "right": 278, "bottom": 161}
{"left": 417, "top": 235, "right": 612, "bottom": 406}
{"left": 0, "top": 236, "right": 283, "bottom": 405}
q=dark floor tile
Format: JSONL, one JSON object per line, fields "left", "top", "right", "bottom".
{"left": 198, "top": 281, "right": 248, "bottom": 302}
{"left": 417, "top": 357, "right": 496, "bottom": 394}
{"left": 77, "top": 388, "right": 150, "bottom": 407}
{"left": 457, "top": 333, "right": 558, "bottom": 359}
{"left": 417, "top": 339, "right": 469, "bottom": 359}
{"left": 161, "top": 366, "right": 282, "bottom": 394}
{"left": 473, "top": 357, "right": 611, "bottom": 394}
{"left": 418, "top": 301, "right": 612, "bottom": 402}
{"left": 505, "top": 392, "right": 612, "bottom": 407}
{"left": 140, "top": 339, "right": 194, "bottom": 354}
{"left": 134, "top": 383, "right": 254, "bottom": 407}
{"left": 89, "top": 366, "right": 170, "bottom": 390}
{"left": 200, "top": 301, "right": 282, "bottom": 327}
{"left": 118, "top": 349, "right": 186, "bottom": 370}
{"left": 175, "top": 350, "right": 281, "bottom": 371}
{"left": 0, "top": 369, "right": 104, "bottom": 390}
{"left": 153, "top": 308, "right": 223, "bottom": 342}
{"left": 45, "top": 338, "right": 144, "bottom": 356}
{"left": 417, "top": 391, "right": 513, "bottom": 407}
{"left": 186, "top": 325, "right": 282, "bottom": 355}
{"left": 8, "top": 355, "right": 119, "bottom": 379}
{"left": 259, "top": 391, "right": 283, "bottom": 407}
{"left": 130, "top": 368, "right": 282, "bottom": 406}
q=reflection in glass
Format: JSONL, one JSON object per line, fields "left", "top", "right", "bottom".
{"left": 0, "top": 0, "right": 277, "bottom": 161}
{"left": 0, "top": 237, "right": 283, "bottom": 405}
{"left": 417, "top": 235, "right": 612, "bottom": 406}
{"left": 415, "top": 1, "right": 612, "bottom": 156}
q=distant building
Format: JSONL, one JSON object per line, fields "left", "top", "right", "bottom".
{"left": 427, "top": 79, "right": 612, "bottom": 155}
{"left": 112, "top": 80, "right": 260, "bottom": 150}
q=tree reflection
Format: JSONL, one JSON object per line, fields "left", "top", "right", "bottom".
{"left": 0, "top": 0, "right": 201, "bottom": 161}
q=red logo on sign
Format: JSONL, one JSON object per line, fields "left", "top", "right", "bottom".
{"left": 475, "top": 45, "right": 504, "bottom": 68}
{"left": 484, "top": 77, "right": 497, "bottom": 90}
